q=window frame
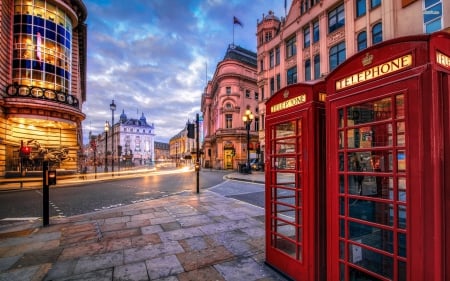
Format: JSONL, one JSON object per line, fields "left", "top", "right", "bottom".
{"left": 328, "top": 3, "right": 345, "bottom": 33}
{"left": 287, "top": 66, "right": 298, "bottom": 85}
{"left": 329, "top": 41, "right": 346, "bottom": 71}
{"left": 357, "top": 30, "right": 367, "bottom": 51}
{"left": 286, "top": 36, "right": 297, "bottom": 58}
{"left": 372, "top": 22, "right": 382, "bottom": 45}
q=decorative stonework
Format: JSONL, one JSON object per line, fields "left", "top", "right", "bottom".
{"left": 327, "top": 29, "right": 345, "bottom": 47}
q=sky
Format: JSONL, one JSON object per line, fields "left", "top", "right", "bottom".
{"left": 81, "top": 0, "right": 288, "bottom": 144}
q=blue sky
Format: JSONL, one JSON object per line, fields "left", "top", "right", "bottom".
{"left": 81, "top": 0, "right": 288, "bottom": 144}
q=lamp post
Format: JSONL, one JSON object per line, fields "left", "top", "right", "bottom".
{"left": 104, "top": 121, "right": 109, "bottom": 173}
{"left": 110, "top": 100, "right": 116, "bottom": 176}
{"left": 242, "top": 109, "right": 254, "bottom": 174}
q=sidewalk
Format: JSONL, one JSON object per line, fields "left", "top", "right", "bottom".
{"left": 0, "top": 172, "right": 290, "bottom": 281}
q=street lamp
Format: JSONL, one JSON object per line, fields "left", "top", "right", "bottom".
{"left": 110, "top": 100, "right": 116, "bottom": 176}
{"left": 242, "top": 109, "right": 254, "bottom": 174}
{"left": 104, "top": 121, "right": 109, "bottom": 173}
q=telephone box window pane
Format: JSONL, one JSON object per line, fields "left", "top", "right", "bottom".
{"left": 340, "top": 219, "right": 346, "bottom": 238}
{"left": 398, "top": 260, "right": 407, "bottom": 281}
{"left": 350, "top": 175, "right": 392, "bottom": 199}
{"left": 339, "top": 153, "right": 344, "bottom": 171}
{"left": 276, "top": 139, "right": 296, "bottom": 154}
{"left": 397, "top": 122, "right": 405, "bottom": 146}
{"left": 275, "top": 121, "right": 296, "bottom": 138}
{"left": 348, "top": 256, "right": 393, "bottom": 279}
{"left": 349, "top": 222, "right": 394, "bottom": 253}
{"left": 398, "top": 232, "right": 407, "bottom": 257}
{"left": 274, "top": 236, "right": 296, "bottom": 258}
{"left": 339, "top": 174, "right": 345, "bottom": 193}
{"left": 398, "top": 177, "right": 406, "bottom": 202}
{"left": 340, "top": 240, "right": 345, "bottom": 259}
{"left": 275, "top": 157, "right": 296, "bottom": 170}
{"left": 339, "top": 130, "right": 344, "bottom": 149}
{"left": 275, "top": 172, "right": 295, "bottom": 185}
{"left": 396, "top": 95, "right": 405, "bottom": 118}
{"left": 340, "top": 197, "right": 345, "bottom": 215}
{"left": 348, "top": 98, "right": 392, "bottom": 125}
{"left": 397, "top": 151, "right": 406, "bottom": 171}
{"left": 338, "top": 109, "right": 344, "bottom": 128}
{"left": 349, "top": 199, "right": 394, "bottom": 226}
{"left": 398, "top": 205, "right": 407, "bottom": 229}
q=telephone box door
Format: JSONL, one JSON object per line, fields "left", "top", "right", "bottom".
{"left": 265, "top": 82, "right": 326, "bottom": 281}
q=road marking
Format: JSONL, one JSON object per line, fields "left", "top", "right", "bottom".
{"left": 1, "top": 217, "right": 40, "bottom": 221}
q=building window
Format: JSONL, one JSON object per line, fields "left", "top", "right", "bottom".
{"left": 225, "top": 114, "right": 232, "bottom": 128}
{"left": 245, "top": 89, "right": 251, "bottom": 98}
{"left": 270, "top": 77, "right": 275, "bottom": 95}
{"left": 286, "top": 36, "right": 297, "bottom": 58}
{"left": 255, "top": 117, "right": 260, "bottom": 131}
{"left": 255, "top": 92, "right": 259, "bottom": 100}
{"left": 372, "top": 23, "right": 382, "bottom": 44}
{"left": 313, "top": 20, "right": 320, "bottom": 43}
{"left": 260, "top": 59, "right": 264, "bottom": 71}
{"left": 13, "top": 2, "right": 73, "bottom": 93}
{"left": 329, "top": 41, "right": 346, "bottom": 71}
{"left": 304, "top": 25, "right": 310, "bottom": 48}
{"left": 357, "top": 31, "right": 367, "bottom": 51}
{"left": 423, "top": 0, "right": 442, "bottom": 33}
{"left": 261, "top": 86, "right": 265, "bottom": 100}
{"left": 226, "top": 87, "right": 231, "bottom": 95}
{"left": 287, "top": 66, "right": 297, "bottom": 85}
{"left": 356, "top": 0, "right": 366, "bottom": 17}
{"left": 371, "top": 0, "right": 381, "bottom": 9}
{"left": 305, "top": 59, "right": 311, "bottom": 81}
{"left": 328, "top": 3, "right": 345, "bottom": 33}
{"left": 314, "top": 55, "right": 320, "bottom": 79}
{"left": 276, "top": 73, "right": 281, "bottom": 91}
{"left": 269, "top": 50, "right": 274, "bottom": 68}
{"left": 265, "top": 31, "right": 273, "bottom": 42}
{"left": 275, "top": 46, "right": 280, "bottom": 65}
{"left": 225, "top": 102, "right": 232, "bottom": 109}
{"left": 261, "top": 114, "right": 265, "bottom": 130}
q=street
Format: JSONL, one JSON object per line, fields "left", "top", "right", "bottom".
{"left": 0, "top": 169, "right": 266, "bottom": 221}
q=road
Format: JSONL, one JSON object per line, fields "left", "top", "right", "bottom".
{"left": 0, "top": 169, "right": 266, "bottom": 221}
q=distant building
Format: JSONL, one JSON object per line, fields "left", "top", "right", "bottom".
{"left": 169, "top": 120, "right": 196, "bottom": 166}
{"left": 154, "top": 141, "right": 170, "bottom": 161}
{"left": 201, "top": 45, "right": 259, "bottom": 170}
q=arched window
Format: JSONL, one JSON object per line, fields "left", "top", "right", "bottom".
{"left": 372, "top": 23, "right": 382, "bottom": 45}
{"left": 357, "top": 31, "right": 367, "bottom": 51}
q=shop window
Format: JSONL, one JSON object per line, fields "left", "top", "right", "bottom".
{"left": 314, "top": 55, "right": 320, "bottom": 79}
{"left": 372, "top": 23, "right": 383, "bottom": 44}
{"left": 357, "top": 31, "right": 367, "bottom": 51}
{"left": 304, "top": 25, "right": 310, "bottom": 48}
{"left": 305, "top": 59, "right": 311, "bottom": 81}
{"left": 356, "top": 0, "right": 366, "bottom": 17}
{"left": 286, "top": 36, "right": 297, "bottom": 58}
{"left": 287, "top": 66, "right": 297, "bottom": 85}
{"left": 329, "top": 41, "right": 346, "bottom": 71}
{"left": 328, "top": 3, "right": 345, "bottom": 33}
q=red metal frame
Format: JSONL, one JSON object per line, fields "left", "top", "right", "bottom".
{"left": 265, "top": 82, "right": 326, "bottom": 281}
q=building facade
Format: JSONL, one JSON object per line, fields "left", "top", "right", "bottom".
{"left": 256, "top": 0, "right": 449, "bottom": 162}
{"left": 201, "top": 45, "right": 260, "bottom": 170}
{"left": 0, "top": 0, "right": 87, "bottom": 176}
{"left": 169, "top": 121, "right": 196, "bottom": 167}
{"left": 154, "top": 141, "right": 169, "bottom": 161}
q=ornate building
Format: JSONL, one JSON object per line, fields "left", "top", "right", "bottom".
{"left": 169, "top": 120, "right": 196, "bottom": 167}
{"left": 0, "top": 0, "right": 87, "bottom": 176}
{"left": 201, "top": 45, "right": 259, "bottom": 170}
{"left": 256, "top": 0, "right": 449, "bottom": 162}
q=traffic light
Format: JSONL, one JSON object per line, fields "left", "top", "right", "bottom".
{"left": 187, "top": 123, "right": 195, "bottom": 139}
{"left": 20, "top": 146, "right": 31, "bottom": 157}
{"left": 46, "top": 170, "right": 57, "bottom": 185}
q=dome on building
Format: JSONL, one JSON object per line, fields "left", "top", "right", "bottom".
{"left": 139, "top": 112, "right": 147, "bottom": 125}
{"left": 120, "top": 109, "right": 127, "bottom": 123}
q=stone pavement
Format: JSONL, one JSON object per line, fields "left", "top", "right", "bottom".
{"left": 0, "top": 172, "right": 290, "bottom": 281}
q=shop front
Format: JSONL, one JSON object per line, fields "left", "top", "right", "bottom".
{"left": 265, "top": 81, "right": 326, "bottom": 281}
{"left": 325, "top": 32, "right": 450, "bottom": 281}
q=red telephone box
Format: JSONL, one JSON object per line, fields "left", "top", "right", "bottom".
{"left": 265, "top": 81, "right": 326, "bottom": 281}
{"left": 325, "top": 32, "right": 450, "bottom": 281}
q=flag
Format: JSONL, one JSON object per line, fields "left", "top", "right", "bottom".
{"left": 233, "top": 16, "right": 243, "bottom": 27}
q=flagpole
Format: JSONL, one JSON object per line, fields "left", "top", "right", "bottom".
{"left": 232, "top": 20, "right": 235, "bottom": 46}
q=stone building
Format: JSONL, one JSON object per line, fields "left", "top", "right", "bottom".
{"left": 201, "top": 45, "right": 259, "bottom": 170}
{"left": 0, "top": 0, "right": 87, "bottom": 176}
{"left": 255, "top": 0, "right": 449, "bottom": 161}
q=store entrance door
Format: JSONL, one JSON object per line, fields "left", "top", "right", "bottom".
{"left": 224, "top": 149, "right": 233, "bottom": 169}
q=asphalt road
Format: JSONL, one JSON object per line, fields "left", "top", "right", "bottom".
{"left": 0, "top": 169, "right": 229, "bottom": 220}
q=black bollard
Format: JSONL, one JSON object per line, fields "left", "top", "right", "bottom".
{"left": 42, "top": 161, "right": 49, "bottom": 227}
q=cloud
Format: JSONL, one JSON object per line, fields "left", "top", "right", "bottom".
{"left": 82, "top": 0, "right": 286, "bottom": 143}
